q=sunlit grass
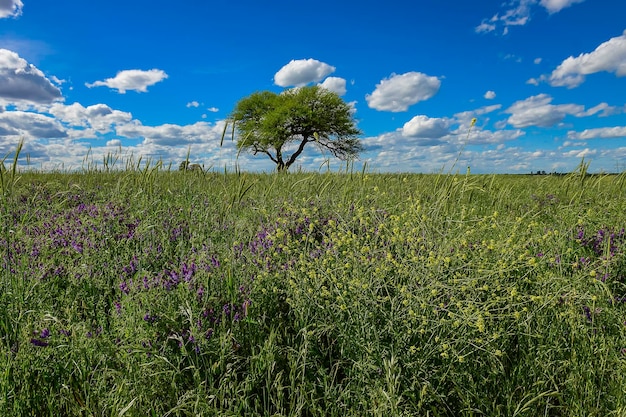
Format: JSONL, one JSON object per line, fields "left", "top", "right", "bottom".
{"left": 1, "top": 152, "right": 626, "bottom": 416}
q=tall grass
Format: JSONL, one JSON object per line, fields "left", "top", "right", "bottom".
{"left": 1, "top": 153, "right": 625, "bottom": 416}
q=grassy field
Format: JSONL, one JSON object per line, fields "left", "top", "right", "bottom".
{"left": 1, "top": 161, "right": 626, "bottom": 416}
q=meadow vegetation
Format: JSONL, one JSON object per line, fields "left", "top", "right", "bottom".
{"left": 1, "top": 155, "right": 626, "bottom": 416}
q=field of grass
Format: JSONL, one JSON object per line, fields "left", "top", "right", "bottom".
{"left": 1, "top": 160, "right": 626, "bottom": 416}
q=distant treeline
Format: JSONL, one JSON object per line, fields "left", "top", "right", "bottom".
{"left": 528, "top": 170, "right": 624, "bottom": 176}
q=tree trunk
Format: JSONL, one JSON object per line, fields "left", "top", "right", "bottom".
{"left": 275, "top": 146, "right": 285, "bottom": 171}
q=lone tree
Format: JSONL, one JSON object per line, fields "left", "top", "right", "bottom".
{"left": 229, "top": 85, "right": 362, "bottom": 171}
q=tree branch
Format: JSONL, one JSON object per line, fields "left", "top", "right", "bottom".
{"left": 285, "top": 138, "right": 310, "bottom": 169}
{"left": 252, "top": 143, "right": 279, "bottom": 164}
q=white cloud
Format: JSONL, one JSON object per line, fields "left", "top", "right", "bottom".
{"left": 453, "top": 104, "right": 503, "bottom": 131}
{"left": 475, "top": 0, "right": 535, "bottom": 34}
{"left": 207, "top": 107, "right": 219, "bottom": 113}
{"left": 540, "top": 0, "right": 585, "bottom": 14}
{"left": 505, "top": 94, "right": 587, "bottom": 127}
{"left": 0, "top": 110, "right": 67, "bottom": 139}
{"left": 47, "top": 102, "right": 133, "bottom": 136}
{"left": 116, "top": 121, "right": 223, "bottom": 146}
{"left": 360, "top": 127, "right": 527, "bottom": 173}
{"left": 534, "top": 57, "right": 542, "bottom": 64}
{"left": 464, "top": 128, "right": 525, "bottom": 145}
{"left": 581, "top": 102, "right": 619, "bottom": 117}
{"left": 475, "top": 21, "right": 496, "bottom": 33}
{"left": 563, "top": 148, "right": 596, "bottom": 158}
{"left": 454, "top": 104, "right": 502, "bottom": 120}
{"left": 86, "top": 69, "right": 168, "bottom": 93}
{"left": 186, "top": 101, "right": 200, "bottom": 108}
{"left": 0, "top": 49, "right": 63, "bottom": 104}
{"left": 543, "top": 30, "right": 626, "bottom": 88}
{"left": 402, "top": 115, "right": 449, "bottom": 139}
{"left": 366, "top": 72, "right": 441, "bottom": 112}
{"left": 274, "top": 59, "right": 335, "bottom": 87}
{"left": 50, "top": 75, "right": 65, "bottom": 85}
{"left": 476, "top": 0, "right": 585, "bottom": 34}
{"left": 0, "top": 0, "right": 22, "bottom": 18}
{"left": 318, "top": 77, "right": 347, "bottom": 96}
{"left": 484, "top": 90, "right": 496, "bottom": 99}
{"left": 567, "top": 126, "right": 626, "bottom": 140}
{"left": 106, "top": 139, "right": 122, "bottom": 147}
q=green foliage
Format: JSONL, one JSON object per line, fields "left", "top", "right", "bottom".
{"left": 231, "top": 86, "right": 362, "bottom": 171}
{"left": 1, "top": 164, "right": 626, "bottom": 416}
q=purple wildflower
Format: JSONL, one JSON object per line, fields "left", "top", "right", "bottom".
{"left": 181, "top": 262, "right": 196, "bottom": 282}
{"left": 30, "top": 338, "right": 48, "bottom": 347}
{"left": 119, "top": 281, "right": 130, "bottom": 295}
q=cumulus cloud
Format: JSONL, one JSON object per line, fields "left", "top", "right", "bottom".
{"left": 543, "top": 30, "right": 626, "bottom": 88}
{"left": 186, "top": 101, "right": 200, "bottom": 108}
{"left": 567, "top": 126, "right": 626, "bottom": 140}
{"left": 86, "top": 69, "right": 168, "bottom": 93}
{"left": 0, "top": 110, "right": 67, "bottom": 139}
{"left": 402, "top": 115, "right": 449, "bottom": 138}
{"left": 484, "top": 90, "right": 496, "bottom": 99}
{"left": 318, "top": 77, "right": 347, "bottom": 96}
{"left": 47, "top": 102, "right": 133, "bottom": 136}
{"left": 505, "top": 94, "right": 587, "bottom": 127}
{"left": 0, "top": 49, "right": 63, "bottom": 104}
{"left": 0, "top": 0, "right": 22, "bottom": 18}
{"left": 274, "top": 59, "right": 335, "bottom": 87}
{"left": 366, "top": 72, "right": 441, "bottom": 112}
{"left": 207, "top": 107, "right": 219, "bottom": 113}
{"left": 476, "top": 0, "right": 585, "bottom": 34}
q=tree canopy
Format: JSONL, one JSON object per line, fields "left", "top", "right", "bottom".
{"left": 230, "top": 86, "right": 362, "bottom": 171}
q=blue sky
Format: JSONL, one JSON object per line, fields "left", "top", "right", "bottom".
{"left": 1, "top": 0, "right": 626, "bottom": 173}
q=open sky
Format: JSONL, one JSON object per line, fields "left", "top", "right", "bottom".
{"left": 1, "top": 0, "right": 626, "bottom": 173}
